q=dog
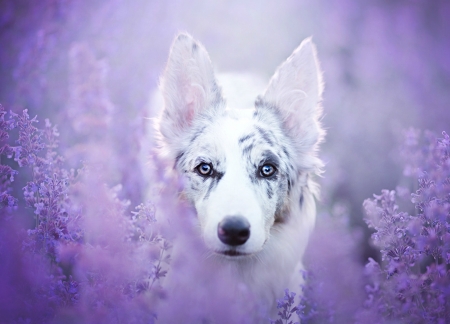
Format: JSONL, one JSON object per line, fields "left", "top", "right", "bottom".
{"left": 154, "top": 33, "right": 324, "bottom": 322}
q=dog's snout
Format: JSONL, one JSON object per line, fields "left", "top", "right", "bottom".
{"left": 217, "top": 216, "right": 251, "bottom": 246}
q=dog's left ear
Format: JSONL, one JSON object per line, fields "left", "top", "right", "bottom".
{"left": 259, "top": 38, "right": 324, "bottom": 172}
{"left": 159, "top": 33, "right": 224, "bottom": 147}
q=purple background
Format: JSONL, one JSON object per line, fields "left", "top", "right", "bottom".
{"left": 1, "top": 0, "right": 449, "bottom": 278}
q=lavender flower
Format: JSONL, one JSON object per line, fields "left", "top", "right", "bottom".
{"left": 362, "top": 130, "right": 450, "bottom": 323}
{"left": 271, "top": 289, "right": 299, "bottom": 324}
{"left": 0, "top": 105, "right": 18, "bottom": 211}
{"left": 9, "top": 109, "right": 45, "bottom": 168}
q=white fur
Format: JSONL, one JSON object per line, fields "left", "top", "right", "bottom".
{"left": 155, "top": 33, "right": 324, "bottom": 321}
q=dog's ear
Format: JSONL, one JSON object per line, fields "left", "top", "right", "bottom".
{"left": 159, "top": 33, "right": 224, "bottom": 146}
{"left": 259, "top": 38, "right": 324, "bottom": 172}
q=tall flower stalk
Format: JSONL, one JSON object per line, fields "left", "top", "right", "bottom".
{"left": 362, "top": 130, "right": 450, "bottom": 323}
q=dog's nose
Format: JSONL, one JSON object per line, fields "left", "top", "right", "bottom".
{"left": 217, "top": 216, "right": 251, "bottom": 246}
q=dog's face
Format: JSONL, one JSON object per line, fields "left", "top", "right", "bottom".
{"left": 158, "top": 34, "right": 323, "bottom": 258}
{"left": 174, "top": 108, "right": 295, "bottom": 257}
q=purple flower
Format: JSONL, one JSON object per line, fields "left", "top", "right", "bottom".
{"left": 362, "top": 130, "right": 450, "bottom": 322}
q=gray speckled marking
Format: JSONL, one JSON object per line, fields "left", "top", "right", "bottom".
{"left": 255, "top": 126, "right": 274, "bottom": 146}
{"left": 238, "top": 133, "right": 255, "bottom": 144}
{"left": 255, "top": 95, "right": 278, "bottom": 113}
{"left": 287, "top": 179, "right": 292, "bottom": 192}
{"left": 189, "top": 126, "right": 206, "bottom": 144}
{"left": 266, "top": 182, "right": 274, "bottom": 199}
{"left": 261, "top": 150, "right": 280, "bottom": 166}
{"left": 203, "top": 178, "right": 217, "bottom": 200}
{"left": 203, "top": 180, "right": 216, "bottom": 200}
{"left": 174, "top": 151, "right": 185, "bottom": 168}
{"left": 202, "top": 170, "right": 224, "bottom": 200}
{"left": 177, "top": 34, "right": 188, "bottom": 41}
{"left": 242, "top": 143, "right": 254, "bottom": 157}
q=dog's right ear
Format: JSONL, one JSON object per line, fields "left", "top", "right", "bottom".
{"left": 259, "top": 38, "right": 324, "bottom": 173}
{"left": 159, "top": 33, "right": 224, "bottom": 147}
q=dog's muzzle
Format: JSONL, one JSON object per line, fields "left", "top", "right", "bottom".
{"left": 217, "top": 216, "right": 250, "bottom": 246}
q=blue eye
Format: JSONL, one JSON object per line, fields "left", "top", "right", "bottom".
{"left": 260, "top": 164, "right": 276, "bottom": 177}
{"left": 196, "top": 162, "right": 213, "bottom": 176}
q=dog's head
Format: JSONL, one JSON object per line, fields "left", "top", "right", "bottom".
{"left": 157, "top": 33, "right": 324, "bottom": 258}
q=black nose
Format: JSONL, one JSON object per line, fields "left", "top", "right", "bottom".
{"left": 217, "top": 216, "right": 251, "bottom": 246}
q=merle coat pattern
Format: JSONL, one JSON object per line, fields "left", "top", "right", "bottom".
{"left": 156, "top": 33, "right": 324, "bottom": 320}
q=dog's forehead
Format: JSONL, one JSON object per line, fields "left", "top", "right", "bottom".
{"left": 185, "top": 110, "right": 252, "bottom": 160}
{"left": 183, "top": 107, "right": 290, "bottom": 171}
{"left": 198, "top": 109, "right": 286, "bottom": 163}
{"left": 205, "top": 109, "right": 264, "bottom": 150}
{"left": 219, "top": 108, "right": 256, "bottom": 137}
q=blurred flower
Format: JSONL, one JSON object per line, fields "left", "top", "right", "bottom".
{"left": 362, "top": 130, "right": 450, "bottom": 323}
